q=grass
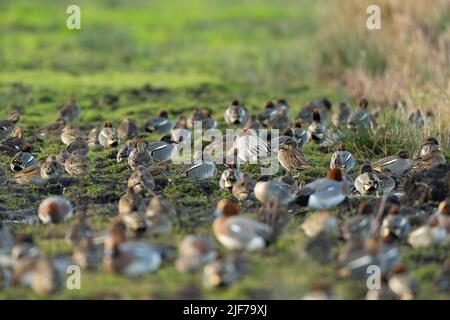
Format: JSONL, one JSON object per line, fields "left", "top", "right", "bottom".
{"left": 0, "top": 0, "right": 449, "bottom": 300}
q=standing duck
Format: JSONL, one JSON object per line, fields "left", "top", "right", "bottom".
{"left": 355, "top": 163, "right": 381, "bottom": 195}
{"left": 330, "top": 144, "right": 355, "bottom": 173}
{"left": 347, "top": 98, "right": 371, "bottom": 129}
{"left": 278, "top": 139, "right": 310, "bottom": 174}
{"left": 307, "top": 110, "right": 329, "bottom": 144}
{"left": 38, "top": 196, "right": 73, "bottom": 224}
{"left": 176, "top": 235, "right": 216, "bottom": 273}
{"left": 0, "top": 111, "right": 21, "bottom": 140}
{"left": 292, "top": 120, "right": 308, "bottom": 148}
{"left": 98, "top": 121, "right": 119, "bottom": 148}
{"left": 144, "top": 110, "right": 173, "bottom": 133}
{"left": 213, "top": 199, "right": 272, "bottom": 251}
{"left": 103, "top": 218, "right": 162, "bottom": 277}
{"left": 118, "top": 118, "right": 139, "bottom": 141}
{"left": 145, "top": 196, "right": 175, "bottom": 236}
{"left": 373, "top": 150, "right": 411, "bottom": 178}
{"left": 10, "top": 144, "right": 36, "bottom": 172}
{"left": 224, "top": 99, "right": 249, "bottom": 125}
{"left": 128, "top": 137, "right": 154, "bottom": 171}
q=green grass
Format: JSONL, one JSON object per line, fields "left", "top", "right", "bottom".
{"left": 0, "top": 0, "right": 449, "bottom": 300}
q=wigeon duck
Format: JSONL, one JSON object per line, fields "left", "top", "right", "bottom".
{"left": 127, "top": 168, "right": 155, "bottom": 194}
{"left": 331, "top": 102, "right": 350, "bottom": 127}
{"left": 355, "top": 163, "right": 381, "bottom": 195}
{"left": 295, "top": 168, "right": 349, "bottom": 210}
{"left": 373, "top": 150, "right": 411, "bottom": 178}
{"left": 0, "top": 111, "right": 20, "bottom": 140}
{"left": 232, "top": 173, "right": 255, "bottom": 201}
{"left": 10, "top": 144, "right": 36, "bottom": 172}
{"left": 147, "top": 135, "right": 178, "bottom": 162}
{"left": 177, "top": 151, "right": 216, "bottom": 180}
{"left": 213, "top": 199, "right": 273, "bottom": 251}
{"left": 292, "top": 120, "right": 308, "bottom": 148}
{"left": 145, "top": 196, "right": 175, "bottom": 236}
{"left": 34, "top": 118, "right": 66, "bottom": 141}
{"left": 224, "top": 99, "right": 249, "bottom": 125}
{"left": 59, "top": 100, "right": 80, "bottom": 122}
{"left": 388, "top": 263, "right": 420, "bottom": 300}
{"left": 301, "top": 211, "right": 338, "bottom": 238}
{"left": 219, "top": 164, "right": 242, "bottom": 190}
{"left": 61, "top": 123, "right": 84, "bottom": 146}
{"left": 307, "top": 110, "right": 329, "bottom": 144}
{"left": 408, "top": 108, "right": 424, "bottom": 127}
{"left": 277, "top": 139, "right": 310, "bottom": 173}
{"left": 38, "top": 196, "right": 73, "bottom": 224}
{"left": 144, "top": 110, "right": 173, "bottom": 133}
{"left": 254, "top": 176, "right": 294, "bottom": 205}
{"left": 98, "top": 121, "right": 119, "bottom": 148}
{"left": 380, "top": 204, "right": 410, "bottom": 240}
{"left": 202, "top": 255, "right": 239, "bottom": 288}
{"left": 347, "top": 98, "right": 371, "bottom": 129}
{"left": 103, "top": 218, "right": 162, "bottom": 277}
{"left": 175, "top": 235, "right": 216, "bottom": 273}
{"left": 330, "top": 144, "right": 355, "bottom": 173}
{"left": 118, "top": 118, "right": 139, "bottom": 141}
{"left": 64, "top": 153, "right": 88, "bottom": 176}
{"left": 128, "top": 137, "right": 154, "bottom": 171}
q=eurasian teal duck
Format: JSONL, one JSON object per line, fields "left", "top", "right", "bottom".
{"left": 145, "top": 196, "right": 175, "bottom": 236}
{"left": 254, "top": 176, "right": 294, "bottom": 205}
{"left": 11, "top": 234, "right": 40, "bottom": 260}
{"left": 373, "top": 150, "right": 411, "bottom": 178}
{"left": 61, "top": 124, "right": 84, "bottom": 146}
{"left": 87, "top": 127, "right": 100, "bottom": 149}
{"left": 341, "top": 201, "right": 374, "bottom": 241}
{"left": 103, "top": 218, "right": 162, "bottom": 277}
{"left": 337, "top": 238, "right": 380, "bottom": 279}
{"left": 301, "top": 210, "right": 338, "bottom": 238}
{"left": 65, "top": 214, "right": 94, "bottom": 246}
{"left": 38, "top": 196, "right": 73, "bottom": 224}
{"left": 412, "top": 142, "right": 446, "bottom": 171}
{"left": 127, "top": 168, "right": 155, "bottom": 194}
{"left": 347, "top": 98, "right": 371, "bottom": 129}
{"left": 213, "top": 199, "right": 272, "bottom": 251}
{"left": 144, "top": 110, "right": 173, "bottom": 133}
{"left": 128, "top": 137, "right": 154, "bottom": 171}
{"left": 171, "top": 115, "right": 192, "bottom": 143}
{"left": 219, "top": 164, "right": 242, "bottom": 190}
{"left": 330, "top": 144, "right": 355, "bottom": 173}
{"left": 292, "top": 120, "right": 308, "bottom": 148}
{"left": 66, "top": 137, "right": 89, "bottom": 158}
{"left": 224, "top": 99, "right": 249, "bottom": 125}
{"left": 243, "top": 115, "right": 263, "bottom": 135}
{"left": 332, "top": 102, "right": 350, "bottom": 127}
{"left": 177, "top": 151, "right": 216, "bottom": 180}
{"left": 202, "top": 255, "right": 239, "bottom": 288}
{"left": 0, "top": 111, "right": 20, "bottom": 140}
{"left": 98, "top": 121, "right": 119, "bottom": 148}
{"left": 10, "top": 144, "right": 36, "bottom": 172}
{"left": 297, "top": 98, "right": 332, "bottom": 123}
{"left": 268, "top": 108, "right": 290, "bottom": 131}
{"left": 40, "top": 154, "right": 65, "bottom": 181}
{"left": 117, "top": 140, "right": 135, "bottom": 163}
{"left": 64, "top": 153, "right": 88, "bottom": 176}
{"left": 175, "top": 235, "right": 216, "bottom": 273}
{"left": 354, "top": 163, "right": 381, "bottom": 195}
{"left": 232, "top": 173, "right": 255, "bottom": 201}
{"left": 258, "top": 101, "right": 276, "bottom": 127}
{"left": 380, "top": 204, "right": 410, "bottom": 240}
{"left": 295, "top": 168, "right": 349, "bottom": 210}
{"left": 118, "top": 187, "right": 145, "bottom": 216}
{"left": 34, "top": 118, "right": 66, "bottom": 141}
{"left": 366, "top": 275, "right": 399, "bottom": 300}
{"left": 147, "top": 135, "right": 178, "bottom": 162}
{"left": 307, "top": 110, "right": 329, "bottom": 144}
{"left": 234, "top": 128, "right": 271, "bottom": 163}
{"left": 12, "top": 163, "right": 46, "bottom": 185}
{"left": 408, "top": 108, "right": 424, "bottom": 127}
{"left": 388, "top": 263, "right": 419, "bottom": 300}
{"left": 274, "top": 98, "right": 289, "bottom": 113}
{"left": 118, "top": 118, "right": 139, "bottom": 141}
{"left": 419, "top": 137, "right": 439, "bottom": 156}
{"left": 376, "top": 168, "right": 396, "bottom": 194}
{"left": 72, "top": 237, "right": 100, "bottom": 270}
{"left": 1, "top": 127, "right": 25, "bottom": 152}
{"left": 59, "top": 100, "right": 80, "bottom": 122}
{"left": 277, "top": 139, "right": 310, "bottom": 173}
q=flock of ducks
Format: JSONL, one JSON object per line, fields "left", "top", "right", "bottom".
{"left": 0, "top": 97, "right": 448, "bottom": 298}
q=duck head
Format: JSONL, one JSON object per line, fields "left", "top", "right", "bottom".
{"left": 360, "top": 163, "right": 374, "bottom": 174}
{"left": 337, "top": 143, "right": 345, "bottom": 151}
{"left": 159, "top": 110, "right": 169, "bottom": 119}
{"left": 397, "top": 150, "right": 409, "bottom": 159}
{"left": 213, "top": 199, "right": 239, "bottom": 218}
{"left": 161, "top": 135, "right": 178, "bottom": 144}
{"left": 358, "top": 98, "right": 368, "bottom": 109}
{"left": 265, "top": 101, "right": 275, "bottom": 110}
{"left": 294, "top": 120, "right": 302, "bottom": 128}
{"left": 231, "top": 99, "right": 240, "bottom": 106}
{"left": 104, "top": 121, "right": 113, "bottom": 128}
{"left": 312, "top": 109, "right": 321, "bottom": 123}
{"left": 327, "top": 168, "right": 343, "bottom": 181}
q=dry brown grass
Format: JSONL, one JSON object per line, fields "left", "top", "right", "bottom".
{"left": 319, "top": 0, "right": 450, "bottom": 146}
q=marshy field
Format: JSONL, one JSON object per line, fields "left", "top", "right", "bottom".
{"left": 0, "top": 0, "right": 449, "bottom": 299}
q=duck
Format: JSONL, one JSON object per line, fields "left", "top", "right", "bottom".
{"left": 268, "top": 108, "right": 290, "bottom": 131}
{"left": 118, "top": 187, "right": 145, "bottom": 216}
{"left": 330, "top": 144, "right": 355, "bottom": 173}
{"left": 274, "top": 98, "right": 289, "bottom": 113}
{"left": 59, "top": 100, "right": 80, "bottom": 122}
{"left": 40, "top": 154, "right": 65, "bottom": 181}
{"left": 341, "top": 201, "right": 374, "bottom": 241}
{"left": 87, "top": 127, "right": 101, "bottom": 149}
{"left": 144, "top": 110, "right": 173, "bottom": 133}
{"left": 408, "top": 108, "right": 424, "bottom": 127}
{"left": 332, "top": 102, "right": 350, "bottom": 127}
{"left": 38, "top": 196, "right": 73, "bottom": 224}
{"left": 347, "top": 98, "right": 371, "bottom": 129}
{"left": 337, "top": 238, "right": 380, "bottom": 279}
{"left": 277, "top": 139, "right": 310, "bottom": 173}
{"left": 270, "top": 128, "right": 297, "bottom": 153}
{"left": 419, "top": 137, "right": 439, "bottom": 156}
{"left": 72, "top": 237, "right": 100, "bottom": 270}
{"left": 232, "top": 173, "right": 255, "bottom": 201}
{"left": 98, "top": 121, "right": 119, "bottom": 148}
{"left": 254, "top": 176, "right": 294, "bottom": 205}
{"left": 176, "top": 235, "right": 217, "bottom": 273}
{"left": 202, "top": 255, "right": 239, "bottom": 288}
{"left": 103, "top": 218, "right": 162, "bottom": 277}
{"left": 12, "top": 164, "right": 47, "bottom": 185}
{"left": 301, "top": 211, "right": 338, "bottom": 238}
{"left": 1, "top": 127, "right": 25, "bottom": 152}
{"left": 201, "top": 108, "right": 217, "bottom": 130}
{"left": 224, "top": 99, "right": 249, "bottom": 125}
{"left": 373, "top": 150, "right": 411, "bottom": 178}
{"left": 297, "top": 98, "right": 332, "bottom": 124}
{"left": 380, "top": 204, "right": 410, "bottom": 240}
{"left": 128, "top": 137, "right": 154, "bottom": 171}
{"left": 66, "top": 137, "right": 89, "bottom": 158}
{"left": 147, "top": 135, "right": 178, "bottom": 162}
{"left": 376, "top": 168, "right": 396, "bottom": 194}
{"left": 177, "top": 151, "right": 216, "bottom": 180}
{"left": 388, "top": 263, "right": 419, "bottom": 300}
{"left": 354, "top": 163, "right": 381, "bottom": 195}
{"left": 258, "top": 101, "right": 277, "bottom": 127}
{"left": 412, "top": 142, "right": 446, "bottom": 172}
{"left": 61, "top": 123, "right": 84, "bottom": 146}
{"left": 117, "top": 140, "right": 135, "bottom": 163}
{"left": 0, "top": 111, "right": 21, "bottom": 140}
{"left": 307, "top": 110, "right": 329, "bottom": 144}
{"left": 34, "top": 118, "right": 66, "bottom": 141}
{"left": 295, "top": 168, "right": 349, "bottom": 210}
{"left": 219, "top": 163, "right": 242, "bottom": 190}
{"left": 171, "top": 115, "right": 192, "bottom": 143}
{"left": 65, "top": 214, "right": 94, "bottom": 246}
{"left": 145, "top": 196, "right": 176, "bottom": 236}
{"left": 127, "top": 168, "right": 155, "bottom": 194}
{"left": 234, "top": 128, "right": 271, "bottom": 164}
{"left": 292, "top": 120, "right": 308, "bottom": 148}
{"left": 10, "top": 144, "right": 37, "bottom": 172}
{"left": 64, "top": 153, "right": 88, "bottom": 176}
{"left": 213, "top": 199, "right": 272, "bottom": 251}
{"left": 118, "top": 118, "right": 139, "bottom": 141}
